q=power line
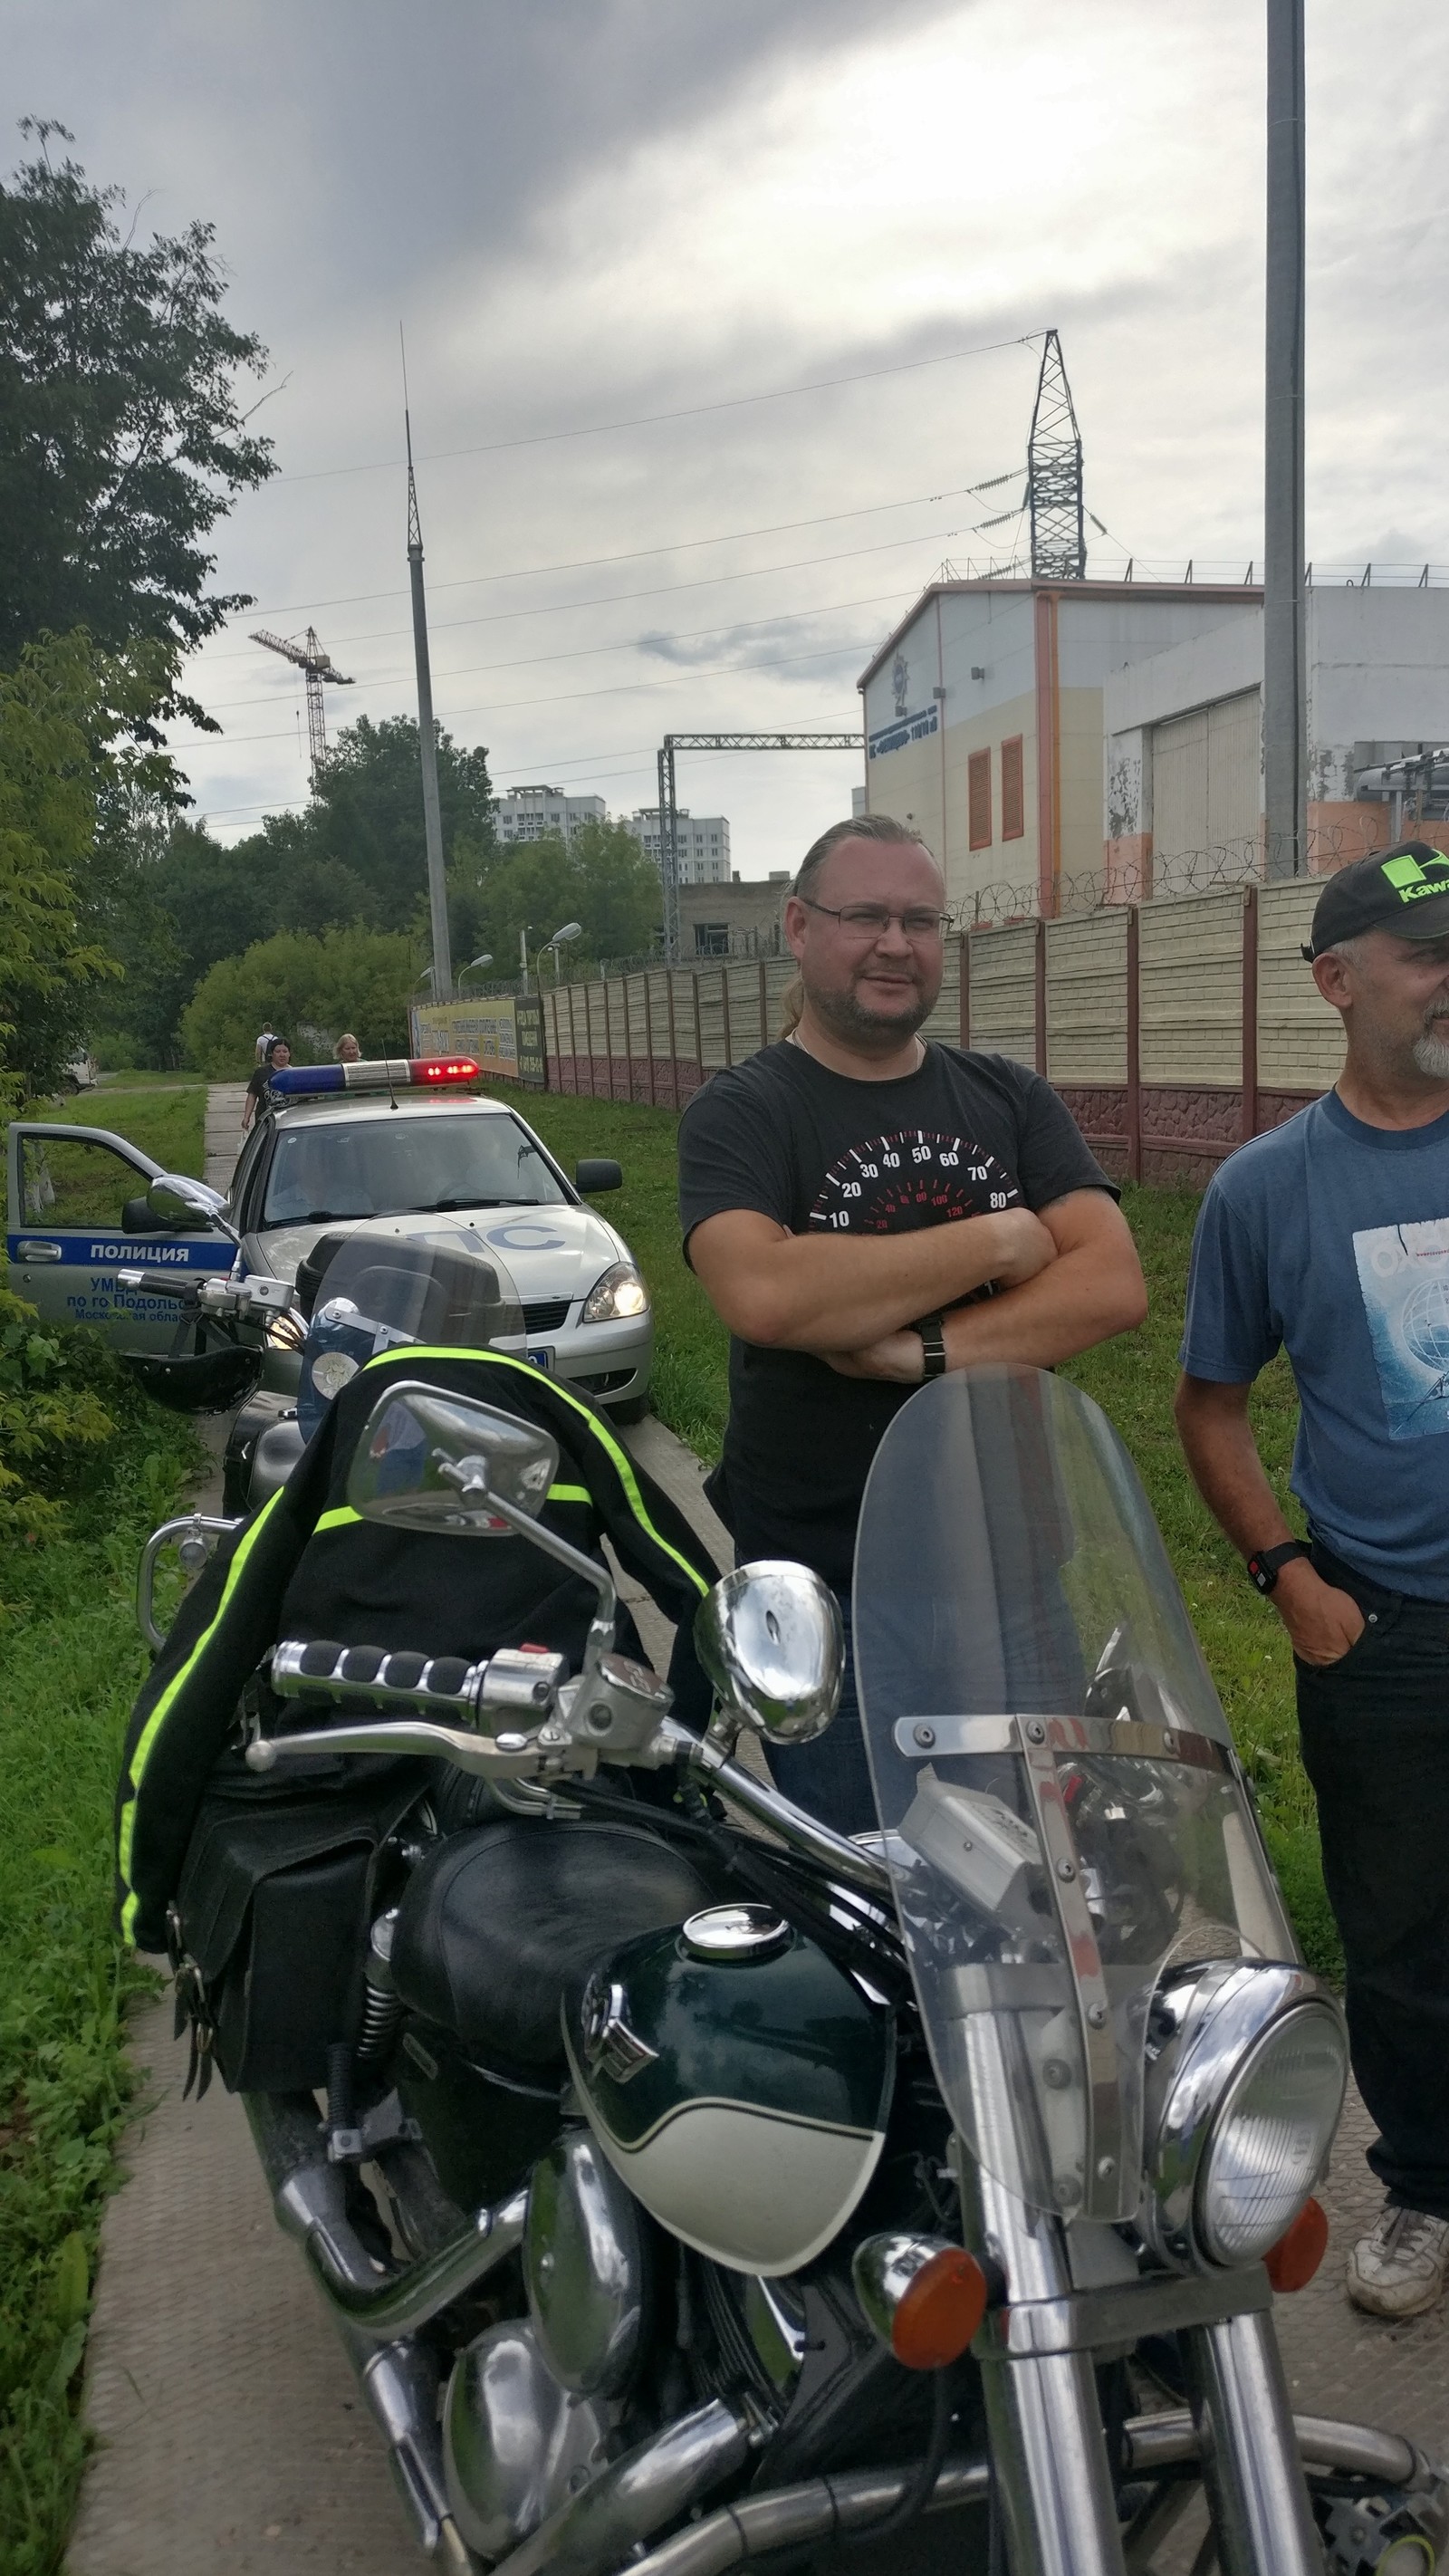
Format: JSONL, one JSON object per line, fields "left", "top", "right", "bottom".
{"left": 273, "top": 334, "right": 1041, "bottom": 486}
{"left": 206, "top": 476, "right": 1016, "bottom": 639}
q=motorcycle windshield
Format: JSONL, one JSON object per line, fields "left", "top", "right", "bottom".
{"left": 298, "top": 1231, "right": 526, "bottom": 1431}
{"left": 852, "top": 1366, "right": 1295, "bottom": 2222}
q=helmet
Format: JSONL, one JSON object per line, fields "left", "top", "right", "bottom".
{"left": 296, "top": 1230, "right": 525, "bottom": 1438}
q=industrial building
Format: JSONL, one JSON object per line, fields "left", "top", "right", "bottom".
{"left": 495, "top": 785, "right": 607, "bottom": 844}
{"left": 859, "top": 576, "right": 1449, "bottom": 916}
{"left": 624, "top": 806, "right": 731, "bottom": 884}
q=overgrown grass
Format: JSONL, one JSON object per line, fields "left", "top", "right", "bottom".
{"left": 27, "top": 1078, "right": 206, "bottom": 1177}
{"left": 485, "top": 1081, "right": 1335, "bottom": 1974}
{"left": 0, "top": 1383, "right": 201, "bottom": 2570}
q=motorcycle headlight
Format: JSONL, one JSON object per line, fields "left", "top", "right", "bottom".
{"left": 1195, "top": 2006, "right": 1348, "bottom": 2266}
{"left": 1144, "top": 1962, "right": 1348, "bottom": 2273}
{"left": 581, "top": 1264, "right": 648, "bottom": 1324}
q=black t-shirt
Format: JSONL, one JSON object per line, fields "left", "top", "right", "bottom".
{"left": 678, "top": 1040, "right": 1115, "bottom": 1591}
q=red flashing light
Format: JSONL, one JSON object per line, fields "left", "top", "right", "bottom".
{"left": 408, "top": 1057, "right": 480, "bottom": 1085}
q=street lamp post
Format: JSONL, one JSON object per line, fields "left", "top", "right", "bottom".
{"left": 542, "top": 921, "right": 583, "bottom": 985}
{"left": 457, "top": 953, "right": 494, "bottom": 989}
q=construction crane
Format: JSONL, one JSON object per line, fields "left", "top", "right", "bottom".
{"left": 250, "top": 626, "right": 354, "bottom": 778}
{"left": 1027, "top": 331, "right": 1086, "bottom": 582}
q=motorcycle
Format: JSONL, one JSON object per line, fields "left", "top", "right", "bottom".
{"left": 127, "top": 1298, "right": 1449, "bottom": 2575}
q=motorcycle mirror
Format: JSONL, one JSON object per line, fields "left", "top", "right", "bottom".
{"left": 694, "top": 1561, "right": 843, "bottom": 1745}
{"left": 346, "top": 1384, "right": 560, "bottom": 1537}
{"left": 147, "top": 1172, "right": 236, "bottom": 1238}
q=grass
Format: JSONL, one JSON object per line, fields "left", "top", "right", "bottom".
{"left": 0, "top": 1394, "right": 202, "bottom": 2571}
{"left": 485, "top": 1079, "right": 1336, "bottom": 1975}
{"left": 27, "top": 1080, "right": 206, "bottom": 1179}
{"left": 0, "top": 1074, "right": 207, "bottom": 2569}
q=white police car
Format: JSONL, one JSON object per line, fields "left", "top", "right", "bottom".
{"left": 5, "top": 1055, "right": 653, "bottom": 1421}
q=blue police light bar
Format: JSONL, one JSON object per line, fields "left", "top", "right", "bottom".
{"left": 268, "top": 1056, "right": 481, "bottom": 1098}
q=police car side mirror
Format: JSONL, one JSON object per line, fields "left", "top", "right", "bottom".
{"left": 147, "top": 1172, "right": 236, "bottom": 1238}
{"left": 575, "top": 1158, "right": 623, "bottom": 1194}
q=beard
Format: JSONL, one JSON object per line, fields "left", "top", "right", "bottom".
{"left": 1412, "top": 1012, "right": 1449, "bottom": 1080}
{"left": 808, "top": 970, "right": 934, "bottom": 1049}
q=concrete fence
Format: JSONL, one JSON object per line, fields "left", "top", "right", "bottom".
{"left": 540, "top": 877, "right": 1340, "bottom": 1183}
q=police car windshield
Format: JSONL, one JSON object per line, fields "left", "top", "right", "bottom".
{"left": 259, "top": 1112, "right": 569, "bottom": 1229}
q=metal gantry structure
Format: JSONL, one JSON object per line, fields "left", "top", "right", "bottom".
{"left": 249, "top": 626, "right": 353, "bottom": 779}
{"left": 655, "top": 731, "right": 861, "bottom": 961}
{"left": 1026, "top": 331, "right": 1086, "bottom": 583}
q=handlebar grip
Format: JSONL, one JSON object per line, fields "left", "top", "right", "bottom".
{"left": 272, "top": 1636, "right": 487, "bottom": 1723}
{"left": 117, "top": 1267, "right": 201, "bottom": 1301}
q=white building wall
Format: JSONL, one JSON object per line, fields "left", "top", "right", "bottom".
{"left": 623, "top": 808, "right": 731, "bottom": 885}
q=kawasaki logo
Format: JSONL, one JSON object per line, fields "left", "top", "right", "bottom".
{"left": 1382, "top": 852, "right": 1449, "bottom": 903}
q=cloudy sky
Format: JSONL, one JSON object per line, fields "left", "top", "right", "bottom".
{"left": 10, "top": 0, "right": 1449, "bottom": 872}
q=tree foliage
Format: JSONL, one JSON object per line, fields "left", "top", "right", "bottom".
{"left": 178, "top": 925, "right": 418, "bottom": 1076}
{"left": 307, "top": 714, "right": 495, "bottom": 922}
{"left": 0, "top": 123, "right": 276, "bottom": 729}
{"left": 454, "top": 819, "right": 663, "bottom": 974}
{"left": 0, "top": 629, "right": 185, "bottom": 1095}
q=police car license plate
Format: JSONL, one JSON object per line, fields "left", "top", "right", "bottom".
{"left": 527, "top": 1347, "right": 554, "bottom": 1371}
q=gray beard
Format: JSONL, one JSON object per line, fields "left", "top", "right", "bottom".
{"left": 1412, "top": 1019, "right": 1449, "bottom": 1080}
{"left": 808, "top": 977, "right": 933, "bottom": 1050}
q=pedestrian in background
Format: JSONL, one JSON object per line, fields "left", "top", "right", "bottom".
{"left": 254, "top": 1022, "right": 277, "bottom": 1066}
{"left": 242, "top": 1035, "right": 291, "bottom": 1135}
{"left": 1176, "top": 841, "right": 1449, "bottom": 2320}
{"left": 334, "top": 1033, "right": 361, "bottom": 1062}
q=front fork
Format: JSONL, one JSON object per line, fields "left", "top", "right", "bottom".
{"left": 961, "top": 2159, "right": 1321, "bottom": 2576}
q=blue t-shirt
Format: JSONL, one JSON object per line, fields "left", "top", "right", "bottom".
{"left": 1179, "top": 1091, "right": 1449, "bottom": 1600}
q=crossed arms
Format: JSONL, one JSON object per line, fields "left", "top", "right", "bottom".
{"left": 687, "top": 1192, "right": 1147, "bottom": 1381}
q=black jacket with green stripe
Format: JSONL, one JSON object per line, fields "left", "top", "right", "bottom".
{"left": 115, "top": 1349, "right": 720, "bottom": 1954}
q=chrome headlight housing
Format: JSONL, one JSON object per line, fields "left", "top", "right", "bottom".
{"left": 581, "top": 1263, "right": 648, "bottom": 1324}
{"left": 1142, "top": 1961, "right": 1348, "bottom": 2273}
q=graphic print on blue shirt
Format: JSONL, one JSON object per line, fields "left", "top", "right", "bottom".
{"left": 808, "top": 1131, "right": 1021, "bottom": 1232}
{"left": 1353, "top": 1216, "right": 1449, "bottom": 1439}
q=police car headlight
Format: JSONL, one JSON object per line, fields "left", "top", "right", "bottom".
{"left": 1143, "top": 1963, "right": 1348, "bottom": 2272}
{"left": 311, "top": 1350, "right": 360, "bottom": 1400}
{"left": 581, "top": 1264, "right": 648, "bottom": 1323}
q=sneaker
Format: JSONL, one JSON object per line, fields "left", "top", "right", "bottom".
{"left": 1347, "top": 2203, "right": 1449, "bottom": 2319}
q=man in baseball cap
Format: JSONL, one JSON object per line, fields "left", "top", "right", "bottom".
{"left": 1301, "top": 840, "right": 1449, "bottom": 958}
{"left": 1176, "top": 837, "right": 1449, "bottom": 2320}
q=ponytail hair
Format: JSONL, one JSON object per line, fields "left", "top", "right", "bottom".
{"left": 777, "top": 812, "right": 932, "bottom": 1037}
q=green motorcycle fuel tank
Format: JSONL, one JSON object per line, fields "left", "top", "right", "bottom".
{"left": 563, "top": 1904, "right": 894, "bottom": 2278}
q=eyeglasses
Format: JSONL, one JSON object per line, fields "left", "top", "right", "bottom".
{"left": 801, "top": 898, "right": 950, "bottom": 941}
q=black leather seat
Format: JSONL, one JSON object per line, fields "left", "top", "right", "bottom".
{"left": 390, "top": 1819, "right": 717, "bottom": 2071}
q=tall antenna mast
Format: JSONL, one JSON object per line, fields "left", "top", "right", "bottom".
{"left": 403, "top": 330, "right": 454, "bottom": 1003}
{"left": 1027, "top": 331, "right": 1086, "bottom": 582}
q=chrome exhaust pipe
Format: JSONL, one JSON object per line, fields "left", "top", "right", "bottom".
{"left": 617, "top": 2456, "right": 991, "bottom": 2576}
{"left": 1122, "top": 2404, "right": 1426, "bottom": 2492}
{"left": 244, "top": 2091, "right": 527, "bottom": 2331}
{"left": 487, "top": 2399, "right": 754, "bottom": 2576}
{"left": 333, "top": 2321, "right": 475, "bottom": 2570}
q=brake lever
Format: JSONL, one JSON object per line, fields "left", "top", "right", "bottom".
{"left": 245, "top": 1716, "right": 598, "bottom": 1779}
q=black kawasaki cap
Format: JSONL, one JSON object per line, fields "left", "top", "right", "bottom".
{"left": 1302, "top": 841, "right": 1449, "bottom": 960}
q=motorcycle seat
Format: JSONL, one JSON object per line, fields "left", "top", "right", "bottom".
{"left": 389, "top": 1818, "right": 717, "bottom": 2072}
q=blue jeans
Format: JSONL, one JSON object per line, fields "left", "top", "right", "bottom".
{"left": 764, "top": 1593, "right": 878, "bottom": 1839}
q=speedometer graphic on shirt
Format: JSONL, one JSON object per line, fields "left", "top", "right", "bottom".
{"left": 808, "top": 1130, "right": 1020, "bottom": 1233}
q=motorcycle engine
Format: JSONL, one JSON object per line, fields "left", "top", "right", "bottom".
{"left": 444, "top": 2132, "right": 648, "bottom": 2557}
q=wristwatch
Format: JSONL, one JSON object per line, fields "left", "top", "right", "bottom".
{"left": 1245, "top": 1540, "right": 1310, "bottom": 1595}
{"left": 914, "top": 1313, "right": 947, "bottom": 1379}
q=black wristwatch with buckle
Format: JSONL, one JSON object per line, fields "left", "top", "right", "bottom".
{"left": 1245, "top": 1540, "right": 1311, "bottom": 1595}
{"left": 914, "top": 1312, "right": 947, "bottom": 1379}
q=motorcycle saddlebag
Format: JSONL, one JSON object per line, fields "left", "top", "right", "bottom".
{"left": 169, "top": 1753, "right": 422, "bottom": 2095}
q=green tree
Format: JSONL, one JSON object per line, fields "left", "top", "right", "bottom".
{"left": 0, "top": 123, "right": 276, "bottom": 729}
{"left": 0, "top": 630, "right": 181, "bottom": 1094}
{"left": 178, "top": 925, "right": 418, "bottom": 1076}
{"left": 467, "top": 820, "right": 663, "bottom": 976}
{"left": 308, "top": 715, "right": 494, "bottom": 929}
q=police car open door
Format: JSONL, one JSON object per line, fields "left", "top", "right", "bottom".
{"left": 6, "top": 1123, "right": 235, "bottom": 1353}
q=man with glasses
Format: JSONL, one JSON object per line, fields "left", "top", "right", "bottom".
{"left": 679, "top": 813, "right": 1146, "bottom": 1830}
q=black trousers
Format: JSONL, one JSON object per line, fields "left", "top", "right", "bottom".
{"left": 1296, "top": 1541, "right": 1449, "bottom": 2218}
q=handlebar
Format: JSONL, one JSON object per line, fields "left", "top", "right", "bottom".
{"left": 250, "top": 1633, "right": 893, "bottom": 1898}
{"left": 117, "top": 1266, "right": 294, "bottom": 1318}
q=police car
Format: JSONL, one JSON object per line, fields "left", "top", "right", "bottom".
{"left": 5, "top": 1056, "right": 653, "bottom": 1422}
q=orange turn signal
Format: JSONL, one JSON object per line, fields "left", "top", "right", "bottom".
{"left": 889, "top": 2247, "right": 990, "bottom": 2369}
{"left": 1264, "top": 2196, "right": 1329, "bottom": 2293}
